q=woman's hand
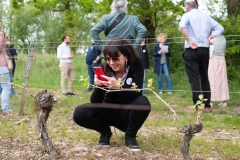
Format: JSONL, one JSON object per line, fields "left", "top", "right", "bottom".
{"left": 165, "top": 50, "right": 169, "bottom": 53}
{"left": 94, "top": 75, "right": 104, "bottom": 86}
{"left": 158, "top": 50, "right": 162, "bottom": 55}
{"left": 100, "top": 75, "right": 120, "bottom": 89}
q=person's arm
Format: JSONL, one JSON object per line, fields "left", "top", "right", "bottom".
{"left": 133, "top": 16, "right": 147, "bottom": 49}
{"left": 12, "top": 48, "right": 18, "bottom": 60}
{"left": 181, "top": 28, "right": 198, "bottom": 49}
{"left": 166, "top": 43, "right": 171, "bottom": 57}
{"left": 0, "top": 32, "right": 4, "bottom": 53}
{"left": 90, "top": 15, "right": 107, "bottom": 52}
{"left": 93, "top": 56, "right": 101, "bottom": 63}
{"left": 180, "top": 28, "right": 190, "bottom": 44}
{"left": 209, "top": 18, "right": 224, "bottom": 39}
{"left": 179, "top": 13, "right": 198, "bottom": 49}
{"left": 152, "top": 44, "right": 160, "bottom": 57}
{"left": 145, "top": 47, "right": 150, "bottom": 70}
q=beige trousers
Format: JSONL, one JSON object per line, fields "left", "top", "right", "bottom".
{"left": 59, "top": 62, "right": 76, "bottom": 94}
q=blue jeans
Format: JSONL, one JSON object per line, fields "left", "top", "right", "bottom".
{"left": 142, "top": 69, "right": 147, "bottom": 94}
{"left": 0, "top": 73, "right": 12, "bottom": 111}
{"left": 87, "top": 62, "right": 101, "bottom": 88}
{"left": 158, "top": 63, "right": 173, "bottom": 92}
{"left": 0, "top": 71, "right": 16, "bottom": 95}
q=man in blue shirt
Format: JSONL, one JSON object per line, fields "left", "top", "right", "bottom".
{"left": 85, "top": 39, "right": 101, "bottom": 91}
{"left": 179, "top": 0, "right": 224, "bottom": 113}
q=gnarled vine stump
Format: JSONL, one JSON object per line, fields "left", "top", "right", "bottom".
{"left": 35, "top": 90, "right": 58, "bottom": 155}
{"left": 178, "top": 122, "right": 203, "bottom": 160}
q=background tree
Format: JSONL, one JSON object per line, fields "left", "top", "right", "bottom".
{"left": 0, "top": 0, "right": 239, "bottom": 82}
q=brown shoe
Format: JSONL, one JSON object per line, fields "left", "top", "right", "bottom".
{"left": 203, "top": 107, "right": 212, "bottom": 113}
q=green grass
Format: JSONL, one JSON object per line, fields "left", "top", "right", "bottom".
{"left": 1, "top": 54, "right": 240, "bottom": 159}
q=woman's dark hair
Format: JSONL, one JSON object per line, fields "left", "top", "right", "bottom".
{"left": 102, "top": 38, "right": 139, "bottom": 76}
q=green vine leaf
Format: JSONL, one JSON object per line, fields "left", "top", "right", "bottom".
{"left": 147, "top": 78, "right": 154, "bottom": 88}
{"left": 198, "top": 94, "right": 204, "bottom": 100}
{"left": 131, "top": 82, "right": 138, "bottom": 89}
{"left": 79, "top": 75, "right": 90, "bottom": 87}
{"left": 117, "top": 78, "right": 123, "bottom": 89}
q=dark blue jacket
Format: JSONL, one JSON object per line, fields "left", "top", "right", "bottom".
{"left": 152, "top": 43, "right": 171, "bottom": 74}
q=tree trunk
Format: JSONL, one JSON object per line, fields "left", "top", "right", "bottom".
{"left": 179, "top": 122, "right": 203, "bottom": 160}
{"left": 35, "top": 90, "right": 58, "bottom": 155}
{"left": 226, "top": 0, "right": 240, "bottom": 24}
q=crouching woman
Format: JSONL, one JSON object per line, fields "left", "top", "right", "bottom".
{"left": 73, "top": 38, "right": 151, "bottom": 151}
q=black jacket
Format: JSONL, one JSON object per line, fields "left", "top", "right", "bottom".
{"left": 138, "top": 45, "right": 150, "bottom": 69}
{"left": 90, "top": 57, "right": 143, "bottom": 104}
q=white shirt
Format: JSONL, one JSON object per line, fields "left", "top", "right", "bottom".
{"left": 57, "top": 42, "right": 72, "bottom": 63}
{"left": 179, "top": 9, "right": 224, "bottom": 48}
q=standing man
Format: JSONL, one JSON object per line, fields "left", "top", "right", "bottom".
{"left": 85, "top": 39, "right": 101, "bottom": 91}
{"left": 138, "top": 39, "right": 150, "bottom": 94}
{"left": 57, "top": 35, "right": 76, "bottom": 96}
{"left": 91, "top": 0, "right": 147, "bottom": 55}
{"left": 179, "top": 0, "right": 224, "bottom": 112}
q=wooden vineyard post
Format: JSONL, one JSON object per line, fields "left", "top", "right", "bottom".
{"left": 19, "top": 43, "right": 35, "bottom": 116}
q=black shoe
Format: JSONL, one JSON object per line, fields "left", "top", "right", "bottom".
{"left": 125, "top": 135, "right": 141, "bottom": 151}
{"left": 98, "top": 126, "right": 112, "bottom": 146}
{"left": 85, "top": 88, "right": 93, "bottom": 92}
{"left": 68, "top": 92, "right": 76, "bottom": 96}
{"left": 63, "top": 92, "right": 69, "bottom": 96}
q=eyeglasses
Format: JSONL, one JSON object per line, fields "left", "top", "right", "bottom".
{"left": 104, "top": 55, "right": 124, "bottom": 63}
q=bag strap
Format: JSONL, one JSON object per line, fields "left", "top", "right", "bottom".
{"left": 105, "top": 13, "right": 125, "bottom": 36}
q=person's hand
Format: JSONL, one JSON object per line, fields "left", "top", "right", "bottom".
{"left": 146, "top": 69, "right": 150, "bottom": 73}
{"left": 68, "top": 54, "right": 74, "bottom": 59}
{"left": 93, "top": 60, "right": 97, "bottom": 63}
{"left": 94, "top": 74, "right": 104, "bottom": 86}
{"left": 165, "top": 50, "right": 169, "bottom": 53}
{"left": 208, "top": 35, "right": 214, "bottom": 45}
{"left": 189, "top": 41, "right": 198, "bottom": 49}
{"left": 100, "top": 75, "right": 120, "bottom": 89}
{"left": 158, "top": 50, "right": 162, "bottom": 54}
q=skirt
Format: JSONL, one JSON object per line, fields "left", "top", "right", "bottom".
{"left": 208, "top": 56, "right": 230, "bottom": 101}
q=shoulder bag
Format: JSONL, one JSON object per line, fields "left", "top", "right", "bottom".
{"left": 105, "top": 13, "right": 125, "bottom": 36}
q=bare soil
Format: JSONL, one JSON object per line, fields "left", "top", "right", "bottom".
{"left": 0, "top": 109, "right": 239, "bottom": 160}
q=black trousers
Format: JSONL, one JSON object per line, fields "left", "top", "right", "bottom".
{"left": 73, "top": 96, "right": 151, "bottom": 137}
{"left": 184, "top": 47, "right": 211, "bottom": 108}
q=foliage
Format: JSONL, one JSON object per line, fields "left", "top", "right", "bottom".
{"left": 0, "top": 0, "right": 240, "bottom": 83}
{"left": 211, "top": 15, "right": 240, "bottom": 82}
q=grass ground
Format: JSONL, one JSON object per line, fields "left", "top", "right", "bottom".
{"left": 0, "top": 54, "right": 239, "bottom": 159}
